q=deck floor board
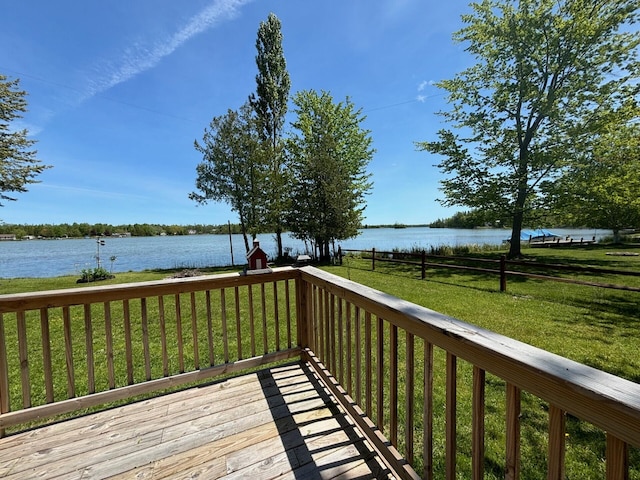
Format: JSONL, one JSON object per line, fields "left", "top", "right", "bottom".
{"left": 0, "top": 362, "right": 396, "bottom": 479}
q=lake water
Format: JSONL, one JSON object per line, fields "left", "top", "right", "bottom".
{"left": 0, "top": 227, "right": 609, "bottom": 279}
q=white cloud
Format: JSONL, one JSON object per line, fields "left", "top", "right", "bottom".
{"left": 416, "top": 94, "right": 427, "bottom": 103}
{"left": 83, "top": 0, "right": 253, "bottom": 100}
{"left": 417, "top": 79, "right": 436, "bottom": 92}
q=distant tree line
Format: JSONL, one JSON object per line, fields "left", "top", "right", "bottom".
{"left": 429, "top": 211, "right": 498, "bottom": 229}
{"left": 428, "top": 209, "right": 584, "bottom": 230}
{"left": 0, "top": 223, "right": 246, "bottom": 239}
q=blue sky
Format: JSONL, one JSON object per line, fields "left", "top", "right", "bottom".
{"left": 1, "top": 0, "right": 473, "bottom": 226}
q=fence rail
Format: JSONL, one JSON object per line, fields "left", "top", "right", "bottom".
{"left": 1, "top": 266, "right": 639, "bottom": 479}
{"left": 342, "top": 247, "right": 640, "bottom": 292}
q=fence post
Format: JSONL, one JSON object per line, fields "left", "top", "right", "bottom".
{"left": 372, "top": 248, "right": 376, "bottom": 271}
{"left": 500, "top": 255, "right": 507, "bottom": 292}
{"left": 421, "top": 250, "right": 426, "bottom": 280}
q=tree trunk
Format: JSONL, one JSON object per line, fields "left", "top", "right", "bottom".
{"left": 509, "top": 144, "right": 530, "bottom": 259}
{"left": 508, "top": 210, "right": 524, "bottom": 259}
{"left": 239, "top": 221, "right": 250, "bottom": 253}
{"left": 275, "top": 229, "right": 283, "bottom": 260}
{"left": 613, "top": 228, "right": 621, "bottom": 244}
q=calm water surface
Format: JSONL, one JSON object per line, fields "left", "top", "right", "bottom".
{"left": 0, "top": 227, "right": 609, "bottom": 279}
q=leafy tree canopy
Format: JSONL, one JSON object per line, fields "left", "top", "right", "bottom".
{"left": 286, "top": 90, "right": 374, "bottom": 261}
{"left": 544, "top": 119, "right": 640, "bottom": 240}
{"left": 191, "top": 102, "right": 266, "bottom": 252}
{"left": 417, "top": 0, "right": 639, "bottom": 257}
{"left": 0, "top": 74, "right": 51, "bottom": 207}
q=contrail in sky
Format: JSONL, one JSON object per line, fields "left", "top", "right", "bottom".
{"left": 84, "top": 0, "right": 253, "bottom": 100}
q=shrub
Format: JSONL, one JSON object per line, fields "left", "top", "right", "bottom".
{"left": 77, "top": 267, "right": 114, "bottom": 283}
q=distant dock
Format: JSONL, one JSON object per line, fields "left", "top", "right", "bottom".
{"left": 529, "top": 236, "right": 596, "bottom": 248}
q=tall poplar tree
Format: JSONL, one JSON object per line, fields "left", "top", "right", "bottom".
{"left": 417, "top": 0, "right": 639, "bottom": 258}
{"left": 250, "top": 13, "right": 291, "bottom": 259}
{"left": 1, "top": 74, "right": 50, "bottom": 206}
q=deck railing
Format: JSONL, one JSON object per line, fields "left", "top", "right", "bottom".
{"left": 0, "top": 268, "right": 300, "bottom": 435}
{"left": 1, "top": 266, "right": 639, "bottom": 479}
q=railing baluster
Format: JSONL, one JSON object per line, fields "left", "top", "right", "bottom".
{"left": 376, "top": 315, "right": 384, "bottom": 430}
{"left": 17, "top": 311, "right": 30, "bottom": 408}
{"left": 472, "top": 366, "right": 485, "bottom": 480}
{"left": 206, "top": 290, "right": 215, "bottom": 366}
{"left": 405, "top": 330, "right": 415, "bottom": 464}
{"left": 285, "top": 279, "right": 292, "bottom": 349}
{"left": 141, "top": 298, "right": 151, "bottom": 381}
{"left": 190, "top": 292, "right": 200, "bottom": 370}
{"left": 83, "top": 304, "right": 95, "bottom": 394}
{"left": 234, "top": 286, "right": 242, "bottom": 360}
{"left": 63, "top": 306, "right": 75, "bottom": 398}
{"left": 423, "top": 339, "right": 433, "bottom": 480}
{"left": 158, "top": 296, "right": 169, "bottom": 377}
{"left": 547, "top": 405, "right": 566, "bottom": 480}
{"left": 390, "top": 323, "right": 398, "bottom": 447}
{"left": 506, "top": 383, "right": 521, "bottom": 480}
{"left": 220, "top": 289, "right": 227, "bottom": 364}
{"left": 346, "top": 301, "right": 352, "bottom": 395}
{"left": 273, "top": 281, "right": 280, "bottom": 351}
{"left": 175, "top": 294, "right": 185, "bottom": 373}
{"left": 330, "top": 293, "right": 336, "bottom": 376}
{"left": 355, "top": 306, "right": 362, "bottom": 407}
{"left": 248, "top": 285, "right": 256, "bottom": 357}
{"left": 606, "top": 434, "right": 629, "bottom": 480}
{"left": 294, "top": 277, "right": 307, "bottom": 351}
{"left": 122, "top": 300, "right": 133, "bottom": 385}
{"left": 337, "top": 297, "right": 344, "bottom": 386}
{"left": 317, "top": 288, "right": 324, "bottom": 363}
{"left": 446, "top": 352, "right": 457, "bottom": 480}
{"left": 0, "top": 313, "right": 8, "bottom": 437}
{"left": 365, "top": 311, "right": 372, "bottom": 418}
{"left": 40, "top": 308, "right": 54, "bottom": 402}
{"left": 261, "top": 283, "right": 268, "bottom": 354}
{"left": 324, "top": 290, "right": 331, "bottom": 364}
{"left": 103, "top": 302, "right": 115, "bottom": 389}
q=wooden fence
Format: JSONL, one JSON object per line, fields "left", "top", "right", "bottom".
{"left": 342, "top": 247, "right": 640, "bottom": 293}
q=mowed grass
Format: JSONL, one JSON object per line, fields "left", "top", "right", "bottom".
{"left": 1, "top": 246, "right": 639, "bottom": 478}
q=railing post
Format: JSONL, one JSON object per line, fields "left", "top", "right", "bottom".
{"left": 421, "top": 250, "right": 426, "bottom": 280}
{"left": 500, "top": 255, "right": 507, "bottom": 292}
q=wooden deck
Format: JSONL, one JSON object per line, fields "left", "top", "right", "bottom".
{"left": 0, "top": 362, "right": 396, "bottom": 480}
